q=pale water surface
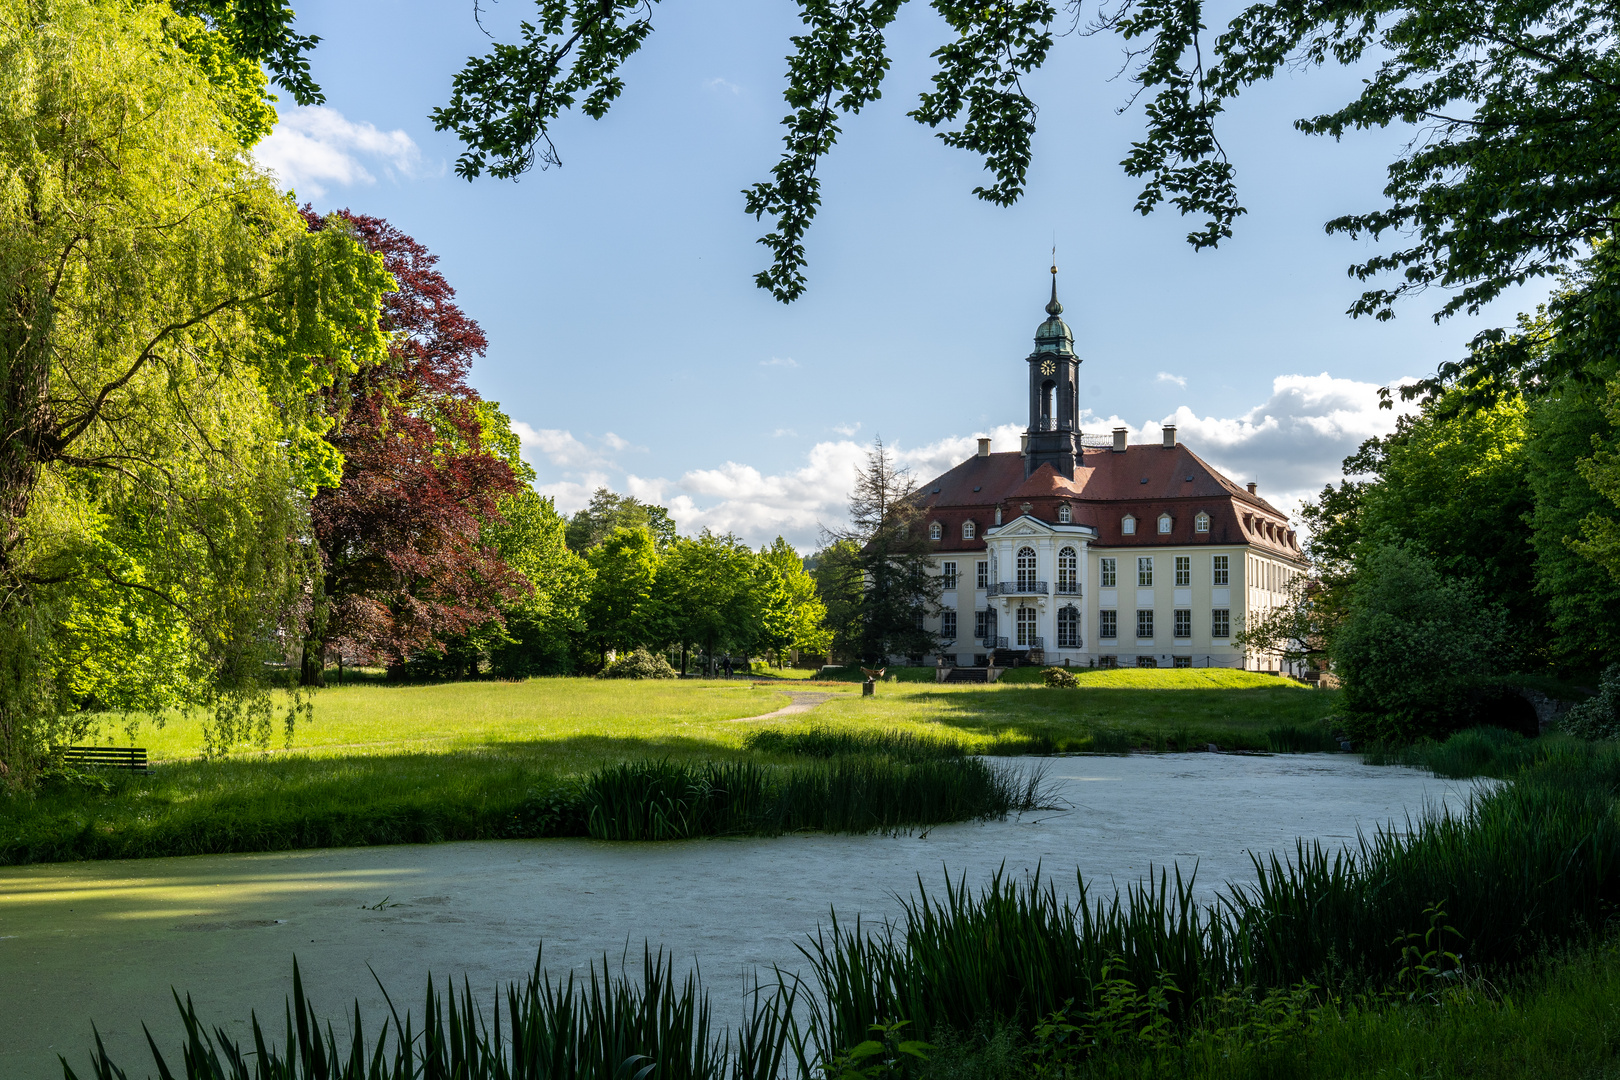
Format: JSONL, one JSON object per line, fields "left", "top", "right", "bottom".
{"left": 0, "top": 754, "right": 1481, "bottom": 1079}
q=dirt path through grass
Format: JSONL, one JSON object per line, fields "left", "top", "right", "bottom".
{"left": 727, "top": 690, "right": 837, "bottom": 723}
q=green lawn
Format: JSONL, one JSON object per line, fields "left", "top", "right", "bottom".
{"left": 1, "top": 674, "right": 1342, "bottom": 865}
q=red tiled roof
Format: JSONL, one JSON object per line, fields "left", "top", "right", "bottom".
{"left": 914, "top": 443, "right": 1303, "bottom": 559}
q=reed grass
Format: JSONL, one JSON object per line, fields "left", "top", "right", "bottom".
{"left": 741, "top": 726, "right": 1057, "bottom": 761}
{"left": 576, "top": 757, "right": 1055, "bottom": 840}
{"left": 65, "top": 947, "right": 800, "bottom": 1080}
{"left": 788, "top": 740, "right": 1620, "bottom": 1063}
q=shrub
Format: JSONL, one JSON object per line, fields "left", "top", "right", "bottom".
{"left": 1562, "top": 664, "right": 1620, "bottom": 740}
{"left": 1332, "top": 545, "right": 1513, "bottom": 742}
{"left": 599, "top": 648, "right": 677, "bottom": 679}
{"left": 1043, "top": 667, "right": 1077, "bottom": 688}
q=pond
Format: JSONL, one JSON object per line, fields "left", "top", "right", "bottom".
{"left": 0, "top": 754, "right": 1482, "bottom": 1079}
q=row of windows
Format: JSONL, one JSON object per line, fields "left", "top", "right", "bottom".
{"left": 1249, "top": 556, "right": 1300, "bottom": 594}
{"left": 1097, "top": 609, "right": 1231, "bottom": 639}
{"left": 947, "top": 553, "right": 1235, "bottom": 591}
{"left": 1100, "top": 555, "right": 1230, "bottom": 588}
{"left": 1121, "top": 511, "right": 1213, "bottom": 536}
{"left": 930, "top": 505, "right": 1222, "bottom": 540}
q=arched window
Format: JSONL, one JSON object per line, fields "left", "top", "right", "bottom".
{"left": 1057, "top": 547, "right": 1078, "bottom": 594}
{"left": 1017, "top": 546, "right": 1038, "bottom": 592}
{"left": 1058, "top": 503, "right": 1072, "bottom": 523}
{"left": 1121, "top": 515, "right": 1136, "bottom": 535}
{"left": 1041, "top": 380, "right": 1056, "bottom": 430}
{"left": 962, "top": 520, "right": 976, "bottom": 539}
{"left": 1057, "top": 606, "right": 1080, "bottom": 649}
{"left": 1016, "top": 606, "right": 1038, "bottom": 646}
{"left": 929, "top": 521, "right": 942, "bottom": 540}
{"left": 1194, "top": 511, "right": 1210, "bottom": 533}
{"left": 1158, "top": 513, "right": 1173, "bottom": 534}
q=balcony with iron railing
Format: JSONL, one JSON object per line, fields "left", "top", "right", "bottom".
{"left": 1054, "top": 581, "right": 1081, "bottom": 595}
{"left": 989, "top": 580, "right": 1048, "bottom": 596}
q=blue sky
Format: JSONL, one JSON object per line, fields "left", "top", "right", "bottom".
{"left": 263, "top": 0, "right": 1546, "bottom": 548}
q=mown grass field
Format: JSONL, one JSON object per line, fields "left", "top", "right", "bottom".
{"left": 122, "top": 668, "right": 1337, "bottom": 762}
{"left": 2, "top": 672, "right": 1340, "bottom": 865}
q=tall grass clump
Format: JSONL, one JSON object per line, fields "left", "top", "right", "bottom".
{"left": 67, "top": 948, "right": 799, "bottom": 1080}
{"left": 578, "top": 757, "right": 1054, "bottom": 840}
{"left": 742, "top": 726, "right": 1058, "bottom": 761}
{"left": 1361, "top": 725, "right": 1566, "bottom": 778}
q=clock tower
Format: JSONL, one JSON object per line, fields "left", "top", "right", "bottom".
{"left": 1024, "top": 266, "right": 1083, "bottom": 478}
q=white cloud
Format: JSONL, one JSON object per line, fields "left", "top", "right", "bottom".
{"left": 773, "top": 428, "right": 798, "bottom": 438}
{"left": 833, "top": 422, "right": 861, "bottom": 436}
{"left": 760, "top": 356, "right": 799, "bottom": 368}
{"left": 1161, "top": 372, "right": 1419, "bottom": 518}
{"left": 705, "top": 77, "right": 743, "bottom": 95}
{"left": 256, "top": 106, "right": 424, "bottom": 198}
{"left": 1156, "top": 372, "right": 1188, "bottom": 388}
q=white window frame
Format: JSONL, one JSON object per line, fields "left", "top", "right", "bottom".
{"left": 941, "top": 610, "right": 957, "bottom": 640}
{"left": 941, "top": 561, "right": 958, "bottom": 590}
{"left": 1158, "top": 514, "right": 1173, "bottom": 534}
{"left": 1173, "top": 609, "right": 1192, "bottom": 638}
{"left": 1211, "top": 609, "right": 1231, "bottom": 638}
{"left": 929, "top": 521, "right": 942, "bottom": 540}
{"left": 963, "top": 520, "right": 976, "bottom": 539}
{"left": 976, "top": 560, "right": 989, "bottom": 590}
{"left": 1194, "top": 511, "right": 1210, "bottom": 533}
{"left": 1099, "top": 609, "right": 1118, "bottom": 639}
{"left": 1175, "top": 556, "right": 1190, "bottom": 587}
{"left": 1016, "top": 546, "right": 1038, "bottom": 591}
{"left": 1138, "top": 556, "right": 1154, "bottom": 587}
{"left": 1122, "top": 515, "right": 1136, "bottom": 535}
{"left": 1212, "top": 555, "right": 1229, "bottom": 586}
{"left": 1100, "top": 557, "right": 1117, "bottom": 588}
{"left": 1057, "top": 546, "right": 1078, "bottom": 593}
{"left": 1136, "top": 609, "right": 1154, "bottom": 639}
{"left": 1058, "top": 503, "right": 1072, "bottom": 523}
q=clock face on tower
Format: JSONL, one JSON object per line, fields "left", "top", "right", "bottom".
{"left": 1040, "top": 359, "right": 1056, "bottom": 376}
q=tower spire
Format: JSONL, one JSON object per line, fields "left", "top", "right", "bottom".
{"left": 1047, "top": 249, "right": 1062, "bottom": 316}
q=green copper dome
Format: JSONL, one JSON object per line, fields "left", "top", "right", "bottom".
{"left": 1034, "top": 273, "right": 1074, "bottom": 354}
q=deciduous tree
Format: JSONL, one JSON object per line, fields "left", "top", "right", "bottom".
{"left": 0, "top": 0, "right": 391, "bottom": 780}
{"left": 300, "top": 212, "right": 526, "bottom": 684}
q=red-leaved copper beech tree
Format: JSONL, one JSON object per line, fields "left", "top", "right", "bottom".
{"left": 300, "top": 211, "right": 525, "bottom": 685}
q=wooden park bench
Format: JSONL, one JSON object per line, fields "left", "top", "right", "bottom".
{"left": 63, "top": 745, "right": 148, "bottom": 772}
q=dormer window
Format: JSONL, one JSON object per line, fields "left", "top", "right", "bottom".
{"left": 1121, "top": 515, "right": 1136, "bottom": 535}
{"left": 1058, "top": 503, "right": 1072, "bottom": 523}
{"left": 1158, "top": 514, "right": 1173, "bottom": 534}
{"left": 929, "top": 521, "right": 942, "bottom": 541}
{"left": 962, "top": 520, "right": 976, "bottom": 539}
{"left": 1194, "top": 511, "right": 1210, "bottom": 533}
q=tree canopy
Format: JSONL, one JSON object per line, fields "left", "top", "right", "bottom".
{"left": 0, "top": 0, "right": 391, "bottom": 778}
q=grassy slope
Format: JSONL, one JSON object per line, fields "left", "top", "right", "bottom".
{"left": 803, "top": 670, "right": 1337, "bottom": 753}
{"left": 2, "top": 674, "right": 1340, "bottom": 864}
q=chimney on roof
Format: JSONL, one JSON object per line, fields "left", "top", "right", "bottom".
{"left": 1246, "top": 481, "right": 1257, "bottom": 495}
{"left": 1162, "top": 425, "right": 1177, "bottom": 448}
{"left": 1112, "top": 427, "right": 1127, "bottom": 453}
{"left": 977, "top": 437, "right": 991, "bottom": 458}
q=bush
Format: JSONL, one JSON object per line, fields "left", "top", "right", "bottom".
{"left": 1332, "top": 545, "right": 1514, "bottom": 742}
{"left": 598, "top": 648, "right": 677, "bottom": 679}
{"left": 1562, "top": 664, "right": 1620, "bottom": 740}
{"left": 1043, "top": 667, "right": 1077, "bottom": 688}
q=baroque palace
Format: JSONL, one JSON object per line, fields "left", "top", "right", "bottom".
{"left": 913, "top": 270, "right": 1306, "bottom": 671}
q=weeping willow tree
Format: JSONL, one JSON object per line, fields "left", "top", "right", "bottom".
{"left": 0, "top": 0, "right": 392, "bottom": 786}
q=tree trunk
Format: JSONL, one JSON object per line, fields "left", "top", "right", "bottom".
{"left": 679, "top": 643, "right": 687, "bottom": 676}
{"left": 299, "top": 637, "right": 326, "bottom": 687}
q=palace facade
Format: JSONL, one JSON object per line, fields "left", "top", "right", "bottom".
{"left": 913, "top": 272, "right": 1306, "bottom": 670}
